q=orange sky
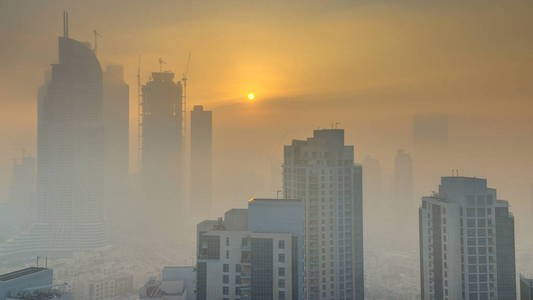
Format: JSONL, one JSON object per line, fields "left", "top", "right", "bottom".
{"left": 1, "top": 1, "right": 533, "bottom": 212}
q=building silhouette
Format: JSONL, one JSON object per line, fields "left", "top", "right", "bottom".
{"left": 196, "top": 199, "right": 304, "bottom": 300}
{"left": 419, "top": 176, "right": 516, "bottom": 300}
{"left": 140, "top": 71, "right": 184, "bottom": 233}
{"left": 190, "top": 105, "right": 212, "bottom": 219}
{"left": 283, "top": 129, "right": 364, "bottom": 300}
{"left": 102, "top": 64, "right": 129, "bottom": 232}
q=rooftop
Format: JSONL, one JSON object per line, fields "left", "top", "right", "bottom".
{"left": 0, "top": 267, "right": 48, "bottom": 282}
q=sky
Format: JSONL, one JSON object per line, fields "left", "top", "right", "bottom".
{"left": 1, "top": 0, "right": 533, "bottom": 212}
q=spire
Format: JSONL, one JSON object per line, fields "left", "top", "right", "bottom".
{"left": 63, "top": 10, "right": 69, "bottom": 38}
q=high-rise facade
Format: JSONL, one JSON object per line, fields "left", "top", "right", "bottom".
{"left": 190, "top": 105, "right": 213, "bottom": 219}
{"left": 103, "top": 64, "right": 129, "bottom": 183}
{"left": 140, "top": 71, "right": 184, "bottom": 232}
{"left": 2, "top": 25, "right": 108, "bottom": 259}
{"left": 196, "top": 199, "right": 304, "bottom": 300}
{"left": 283, "top": 129, "right": 364, "bottom": 300}
{"left": 102, "top": 64, "right": 129, "bottom": 231}
{"left": 419, "top": 176, "right": 516, "bottom": 300}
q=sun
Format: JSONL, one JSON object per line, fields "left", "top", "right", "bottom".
{"left": 247, "top": 93, "right": 256, "bottom": 101}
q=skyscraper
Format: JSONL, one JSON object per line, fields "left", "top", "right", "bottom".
{"left": 102, "top": 64, "right": 129, "bottom": 230}
{"left": 283, "top": 129, "right": 364, "bottom": 300}
{"left": 419, "top": 176, "right": 516, "bottom": 300}
{"left": 35, "top": 14, "right": 106, "bottom": 252}
{"left": 190, "top": 105, "right": 212, "bottom": 219}
{"left": 393, "top": 149, "right": 415, "bottom": 237}
{"left": 140, "top": 71, "right": 184, "bottom": 232}
{"left": 103, "top": 64, "right": 129, "bottom": 183}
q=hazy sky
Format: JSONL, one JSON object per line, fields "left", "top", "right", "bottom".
{"left": 1, "top": 0, "right": 533, "bottom": 211}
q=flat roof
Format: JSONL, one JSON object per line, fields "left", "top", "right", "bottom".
{"left": 0, "top": 267, "right": 48, "bottom": 282}
{"left": 248, "top": 198, "right": 301, "bottom": 203}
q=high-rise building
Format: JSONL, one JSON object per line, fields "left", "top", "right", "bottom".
{"left": 393, "top": 149, "right": 415, "bottom": 237}
{"left": 520, "top": 275, "right": 533, "bottom": 300}
{"left": 102, "top": 64, "right": 129, "bottom": 232}
{"left": 7, "top": 155, "right": 36, "bottom": 229}
{"left": 196, "top": 198, "right": 304, "bottom": 300}
{"left": 283, "top": 129, "right": 364, "bottom": 300}
{"left": 0, "top": 16, "right": 107, "bottom": 261}
{"left": 103, "top": 64, "right": 129, "bottom": 181}
{"left": 419, "top": 176, "right": 516, "bottom": 300}
{"left": 190, "top": 105, "right": 213, "bottom": 219}
{"left": 140, "top": 71, "right": 184, "bottom": 233}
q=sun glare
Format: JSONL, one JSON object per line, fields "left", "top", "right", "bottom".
{"left": 247, "top": 93, "right": 256, "bottom": 101}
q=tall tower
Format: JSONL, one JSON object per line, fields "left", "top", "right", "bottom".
{"left": 190, "top": 105, "right": 212, "bottom": 219}
{"left": 140, "top": 71, "right": 184, "bottom": 233}
{"left": 102, "top": 64, "right": 129, "bottom": 232}
{"left": 419, "top": 176, "right": 516, "bottom": 300}
{"left": 283, "top": 129, "right": 364, "bottom": 300}
{"left": 37, "top": 16, "right": 106, "bottom": 252}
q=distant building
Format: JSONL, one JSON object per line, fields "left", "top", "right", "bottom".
{"left": 88, "top": 274, "right": 133, "bottom": 300}
{"left": 362, "top": 156, "right": 382, "bottom": 212}
{"left": 0, "top": 13, "right": 106, "bottom": 262}
{"left": 283, "top": 129, "right": 364, "bottom": 300}
{"left": 190, "top": 105, "right": 213, "bottom": 219}
{"left": 419, "top": 176, "right": 516, "bottom": 300}
{"left": 0, "top": 267, "right": 70, "bottom": 300}
{"left": 140, "top": 267, "right": 194, "bottom": 300}
{"left": 393, "top": 149, "right": 415, "bottom": 237}
{"left": 196, "top": 198, "right": 304, "bottom": 300}
{"left": 102, "top": 64, "right": 129, "bottom": 229}
{"left": 140, "top": 71, "right": 184, "bottom": 234}
{"left": 521, "top": 275, "right": 533, "bottom": 300}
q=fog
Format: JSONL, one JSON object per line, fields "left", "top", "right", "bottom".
{"left": 1, "top": 0, "right": 533, "bottom": 299}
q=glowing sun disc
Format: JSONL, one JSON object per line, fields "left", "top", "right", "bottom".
{"left": 247, "top": 93, "right": 256, "bottom": 100}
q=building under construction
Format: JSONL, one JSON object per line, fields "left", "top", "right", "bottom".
{"left": 140, "top": 71, "right": 185, "bottom": 236}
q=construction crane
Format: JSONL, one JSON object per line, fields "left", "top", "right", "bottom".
{"left": 182, "top": 52, "right": 191, "bottom": 137}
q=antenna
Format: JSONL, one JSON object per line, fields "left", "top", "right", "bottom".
{"left": 36, "top": 256, "right": 39, "bottom": 267}
{"left": 93, "top": 30, "right": 102, "bottom": 54}
{"left": 63, "top": 11, "right": 69, "bottom": 38}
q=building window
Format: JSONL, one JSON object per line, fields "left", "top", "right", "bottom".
{"left": 279, "top": 267, "right": 285, "bottom": 277}
{"left": 279, "top": 253, "right": 285, "bottom": 262}
{"left": 223, "top": 274, "right": 229, "bottom": 284}
{"left": 226, "top": 237, "right": 230, "bottom": 246}
{"left": 223, "top": 264, "right": 229, "bottom": 272}
{"left": 236, "top": 275, "right": 241, "bottom": 284}
{"left": 279, "top": 291, "right": 286, "bottom": 300}
{"left": 236, "top": 287, "right": 241, "bottom": 295}
{"left": 223, "top": 287, "right": 229, "bottom": 295}
{"left": 279, "top": 240, "right": 285, "bottom": 249}
{"left": 235, "top": 264, "right": 241, "bottom": 272}
{"left": 279, "top": 279, "right": 286, "bottom": 288}
{"left": 226, "top": 250, "right": 230, "bottom": 259}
